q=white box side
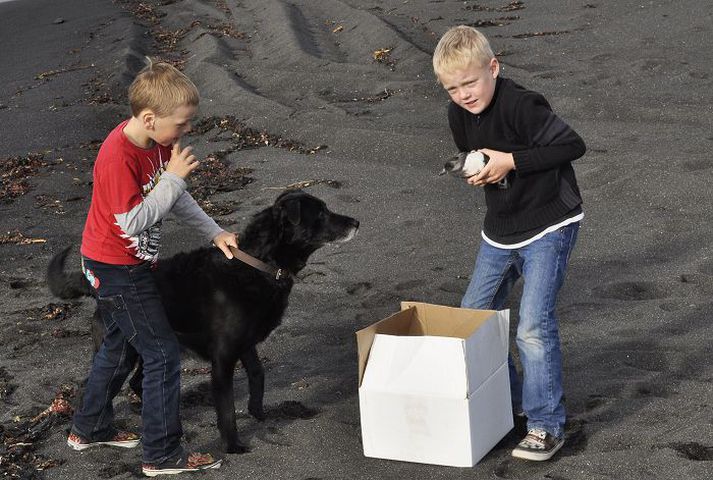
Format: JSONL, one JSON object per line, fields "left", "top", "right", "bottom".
{"left": 359, "top": 389, "right": 474, "bottom": 467}
{"left": 360, "top": 334, "right": 468, "bottom": 398}
{"left": 464, "top": 309, "right": 509, "bottom": 395}
{"left": 468, "top": 362, "right": 514, "bottom": 464}
{"left": 359, "top": 361, "right": 513, "bottom": 467}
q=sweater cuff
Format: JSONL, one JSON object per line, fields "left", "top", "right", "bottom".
{"left": 513, "top": 150, "right": 537, "bottom": 176}
{"left": 161, "top": 171, "right": 187, "bottom": 190}
{"left": 206, "top": 224, "right": 226, "bottom": 243}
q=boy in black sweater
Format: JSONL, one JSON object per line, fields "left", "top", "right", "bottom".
{"left": 433, "top": 25, "right": 586, "bottom": 461}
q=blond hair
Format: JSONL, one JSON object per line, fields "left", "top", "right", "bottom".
{"left": 432, "top": 26, "right": 495, "bottom": 80}
{"left": 128, "top": 58, "right": 199, "bottom": 117}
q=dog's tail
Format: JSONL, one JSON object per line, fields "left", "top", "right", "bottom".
{"left": 47, "top": 246, "right": 92, "bottom": 299}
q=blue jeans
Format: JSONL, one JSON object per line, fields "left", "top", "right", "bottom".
{"left": 71, "top": 258, "right": 183, "bottom": 464}
{"left": 460, "top": 222, "right": 579, "bottom": 439}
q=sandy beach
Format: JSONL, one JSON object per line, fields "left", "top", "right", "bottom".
{"left": 1, "top": 0, "right": 712, "bottom": 478}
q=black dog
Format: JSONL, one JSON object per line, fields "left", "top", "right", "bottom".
{"left": 47, "top": 189, "right": 359, "bottom": 453}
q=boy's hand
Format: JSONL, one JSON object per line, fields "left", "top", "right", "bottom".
{"left": 166, "top": 141, "right": 199, "bottom": 179}
{"left": 213, "top": 230, "right": 239, "bottom": 259}
{"left": 467, "top": 149, "right": 515, "bottom": 186}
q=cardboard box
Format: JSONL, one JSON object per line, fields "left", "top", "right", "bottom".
{"left": 356, "top": 302, "right": 513, "bottom": 467}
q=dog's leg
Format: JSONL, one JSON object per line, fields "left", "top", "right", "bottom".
{"left": 128, "top": 357, "right": 144, "bottom": 399}
{"left": 240, "top": 346, "right": 266, "bottom": 421}
{"left": 211, "top": 356, "right": 249, "bottom": 454}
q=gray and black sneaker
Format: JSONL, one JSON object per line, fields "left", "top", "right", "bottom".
{"left": 67, "top": 431, "right": 140, "bottom": 451}
{"left": 142, "top": 451, "right": 222, "bottom": 477}
{"left": 511, "top": 428, "right": 564, "bottom": 461}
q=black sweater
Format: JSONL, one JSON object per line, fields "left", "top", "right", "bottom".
{"left": 448, "top": 77, "right": 586, "bottom": 243}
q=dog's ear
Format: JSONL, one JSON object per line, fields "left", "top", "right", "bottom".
{"left": 283, "top": 198, "right": 301, "bottom": 225}
{"left": 276, "top": 188, "right": 304, "bottom": 202}
{"left": 275, "top": 198, "right": 301, "bottom": 225}
{"left": 274, "top": 189, "right": 302, "bottom": 225}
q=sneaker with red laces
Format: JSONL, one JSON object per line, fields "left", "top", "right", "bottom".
{"left": 511, "top": 428, "right": 564, "bottom": 461}
{"left": 142, "top": 452, "right": 222, "bottom": 477}
{"left": 67, "top": 431, "right": 141, "bottom": 451}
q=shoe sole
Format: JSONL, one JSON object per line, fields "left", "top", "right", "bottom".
{"left": 511, "top": 440, "right": 564, "bottom": 461}
{"left": 142, "top": 460, "right": 222, "bottom": 477}
{"left": 67, "top": 438, "right": 141, "bottom": 451}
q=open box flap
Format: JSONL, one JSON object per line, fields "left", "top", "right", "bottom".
{"left": 357, "top": 303, "right": 509, "bottom": 394}
{"left": 356, "top": 306, "right": 420, "bottom": 386}
{"left": 401, "top": 302, "right": 498, "bottom": 339}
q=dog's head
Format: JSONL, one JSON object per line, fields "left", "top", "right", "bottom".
{"left": 272, "top": 189, "right": 359, "bottom": 248}
{"left": 238, "top": 190, "right": 358, "bottom": 275}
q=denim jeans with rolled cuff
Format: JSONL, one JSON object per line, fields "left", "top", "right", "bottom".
{"left": 71, "top": 258, "right": 184, "bottom": 464}
{"left": 460, "top": 222, "right": 579, "bottom": 439}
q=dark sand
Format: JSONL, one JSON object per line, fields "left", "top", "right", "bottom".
{"left": 1, "top": 0, "right": 712, "bottom": 478}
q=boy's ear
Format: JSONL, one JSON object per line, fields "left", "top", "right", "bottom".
{"left": 489, "top": 57, "right": 500, "bottom": 78}
{"left": 139, "top": 110, "right": 156, "bottom": 130}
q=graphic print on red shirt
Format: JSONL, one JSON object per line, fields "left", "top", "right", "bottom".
{"left": 81, "top": 120, "right": 172, "bottom": 265}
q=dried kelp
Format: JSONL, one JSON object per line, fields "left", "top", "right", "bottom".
{"left": 513, "top": 30, "right": 571, "bottom": 39}
{"left": 0, "top": 231, "right": 46, "bottom": 245}
{"left": 0, "top": 385, "right": 75, "bottom": 478}
{"left": 372, "top": 47, "right": 397, "bottom": 70}
{"left": 468, "top": 16, "right": 519, "bottom": 27}
{"left": 265, "top": 179, "right": 343, "bottom": 191}
{"left": 192, "top": 116, "right": 327, "bottom": 154}
{"left": 190, "top": 155, "right": 254, "bottom": 201}
{"left": 0, "top": 153, "right": 45, "bottom": 201}
{"left": 464, "top": 1, "right": 525, "bottom": 12}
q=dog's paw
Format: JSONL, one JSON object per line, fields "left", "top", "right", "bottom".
{"left": 226, "top": 442, "right": 250, "bottom": 454}
{"left": 248, "top": 404, "right": 266, "bottom": 422}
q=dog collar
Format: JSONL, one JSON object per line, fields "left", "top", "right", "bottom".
{"left": 228, "top": 246, "right": 289, "bottom": 280}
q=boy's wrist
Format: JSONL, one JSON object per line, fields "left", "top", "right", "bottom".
{"left": 511, "top": 151, "right": 533, "bottom": 175}
{"left": 161, "top": 170, "right": 187, "bottom": 190}
{"left": 507, "top": 153, "right": 515, "bottom": 170}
